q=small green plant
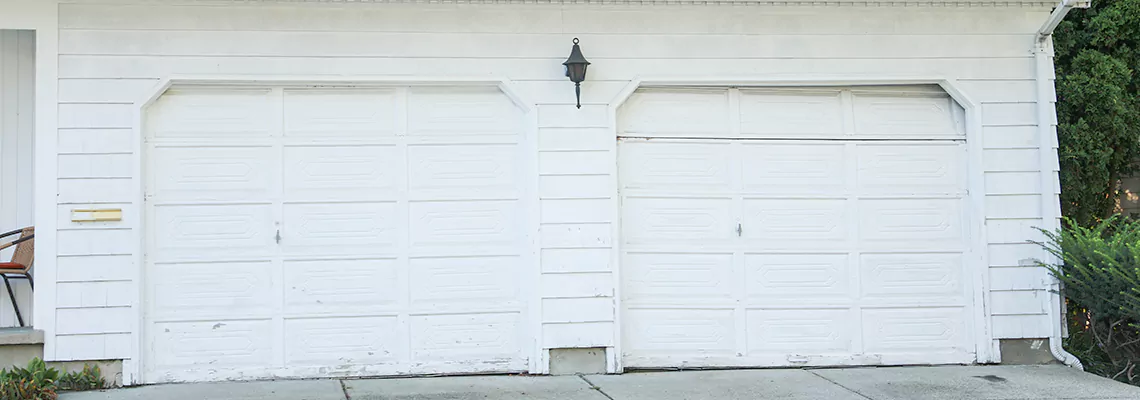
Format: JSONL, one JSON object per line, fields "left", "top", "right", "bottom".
{"left": 57, "top": 364, "right": 104, "bottom": 392}
{"left": 0, "top": 358, "right": 60, "bottom": 400}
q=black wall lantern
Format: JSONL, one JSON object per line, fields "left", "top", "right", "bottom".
{"left": 563, "top": 38, "right": 591, "bottom": 109}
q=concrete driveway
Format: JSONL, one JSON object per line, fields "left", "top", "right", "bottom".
{"left": 60, "top": 365, "right": 1140, "bottom": 400}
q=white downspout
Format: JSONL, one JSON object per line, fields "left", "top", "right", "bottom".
{"left": 1035, "top": 0, "right": 1087, "bottom": 370}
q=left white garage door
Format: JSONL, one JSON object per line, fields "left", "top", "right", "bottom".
{"left": 143, "top": 86, "right": 531, "bottom": 383}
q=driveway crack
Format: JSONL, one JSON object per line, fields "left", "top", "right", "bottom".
{"left": 340, "top": 379, "right": 351, "bottom": 400}
{"left": 808, "top": 369, "right": 875, "bottom": 400}
{"left": 578, "top": 374, "right": 616, "bottom": 400}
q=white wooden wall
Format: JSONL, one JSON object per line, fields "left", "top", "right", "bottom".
{"left": 51, "top": 2, "right": 1057, "bottom": 363}
{"left": 0, "top": 29, "right": 34, "bottom": 328}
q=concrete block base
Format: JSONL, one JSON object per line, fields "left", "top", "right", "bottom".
{"left": 549, "top": 348, "right": 607, "bottom": 375}
{"left": 999, "top": 338, "right": 1058, "bottom": 365}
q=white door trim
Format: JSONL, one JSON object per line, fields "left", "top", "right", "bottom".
{"left": 129, "top": 75, "right": 537, "bottom": 385}
{"left": 605, "top": 76, "right": 994, "bottom": 372}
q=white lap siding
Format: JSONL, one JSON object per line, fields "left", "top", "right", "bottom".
{"left": 52, "top": 1, "right": 1056, "bottom": 370}
{"left": 0, "top": 29, "right": 34, "bottom": 328}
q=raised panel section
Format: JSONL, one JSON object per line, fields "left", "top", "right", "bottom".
{"left": 742, "top": 199, "right": 848, "bottom": 249}
{"left": 408, "top": 144, "right": 518, "bottom": 198}
{"left": 622, "top": 197, "right": 734, "bottom": 246}
{"left": 746, "top": 309, "right": 852, "bottom": 354}
{"left": 409, "top": 256, "right": 519, "bottom": 308}
{"left": 150, "top": 146, "right": 274, "bottom": 201}
{"left": 150, "top": 261, "right": 276, "bottom": 321}
{"left": 282, "top": 145, "right": 399, "bottom": 201}
{"left": 408, "top": 200, "right": 519, "bottom": 251}
{"left": 623, "top": 309, "right": 735, "bottom": 355}
{"left": 619, "top": 141, "right": 732, "bottom": 192}
{"left": 852, "top": 93, "right": 961, "bottom": 137}
{"left": 740, "top": 143, "right": 846, "bottom": 195}
{"left": 147, "top": 89, "right": 273, "bottom": 140}
{"left": 281, "top": 202, "right": 399, "bottom": 256}
{"left": 408, "top": 87, "right": 520, "bottom": 136}
{"left": 860, "top": 253, "right": 964, "bottom": 300}
{"left": 283, "top": 259, "right": 399, "bottom": 315}
{"left": 283, "top": 89, "right": 399, "bottom": 137}
{"left": 410, "top": 313, "right": 522, "bottom": 361}
{"left": 623, "top": 253, "right": 733, "bottom": 305}
{"left": 151, "top": 204, "right": 275, "bottom": 261}
{"left": 738, "top": 90, "right": 844, "bottom": 137}
{"left": 861, "top": 308, "right": 969, "bottom": 353}
{"left": 859, "top": 199, "right": 963, "bottom": 250}
{"left": 150, "top": 320, "right": 275, "bottom": 368}
{"left": 745, "top": 254, "right": 849, "bottom": 303}
{"left": 857, "top": 144, "right": 964, "bottom": 195}
{"left": 283, "top": 317, "right": 401, "bottom": 365}
{"left": 619, "top": 89, "right": 729, "bottom": 137}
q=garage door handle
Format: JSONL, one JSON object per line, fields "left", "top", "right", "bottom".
{"left": 275, "top": 230, "right": 281, "bottom": 244}
{"left": 736, "top": 223, "right": 742, "bottom": 237}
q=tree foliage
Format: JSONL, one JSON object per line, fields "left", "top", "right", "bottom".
{"left": 1054, "top": 0, "right": 1140, "bottom": 226}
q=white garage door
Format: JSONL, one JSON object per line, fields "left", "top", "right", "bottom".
{"left": 143, "top": 86, "right": 531, "bottom": 382}
{"left": 618, "top": 86, "right": 976, "bottom": 368}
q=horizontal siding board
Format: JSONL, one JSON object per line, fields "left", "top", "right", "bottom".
{"left": 56, "top": 307, "right": 132, "bottom": 335}
{"left": 58, "top": 178, "right": 134, "bottom": 204}
{"left": 540, "top": 175, "right": 612, "bottom": 199}
{"left": 541, "top": 248, "right": 613, "bottom": 273}
{"left": 992, "top": 314, "right": 1051, "bottom": 339}
{"left": 540, "top": 223, "right": 612, "bottom": 249}
{"left": 983, "top": 149, "right": 1039, "bottom": 172}
{"left": 538, "top": 106, "right": 608, "bottom": 129}
{"left": 541, "top": 199, "right": 611, "bottom": 223}
{"left": 60, "top": 30, "right": 1036, "bottom": 59}
{"left": 984, "top": 172, "right": 1040, "bottom": 195}
{"left": 982, "top": 103, "right": 1039, "bottom": 126}
{"left": 54, "top": 333, "right": 132, "bottom": 361}
{"left": 57, "top": 229, "right": 134, "bottom": 256}
{"left": 539, "top": 128, "right": 613, "bottom": 152}
{"left": 957, "top": 80, "right": 1046, "bottom": 103}
{"left": 541, "top": 272, "right": 614, "bottom": 298}
{"left": 982, "top": 126, "right": 1038, "bottom": 149}
{"left": 542, "top": 297, "right": 615, "bottom": 323}
{"left": 58, "top": 104, "right": 134, "bottom": 129}
{"left": 57, "top": 281, "right": 134, "bottom": 308}
{"left": 539, "top": 151, "right": 612, "bottom": 175}
{"left": 988, "top": 243, "right": 1046, "bottom": 267}
{"left": 57, "top": 255, "right": 136, "bottom": 282}
{"left": 58, "top": 129, "right": 134, "bottom": 154}
{"left": 514, "top": 81, "right": 630, "bottom": 106}
{"left": 58, "top": 154, "right": 133, "bottom": 178}
{"left": 59, "top": 78, "right": 160, "bottom": 103}
{"left": 58, "top": 56, "right": 1038, "bottom": 81}
{"left": 985, "top": 194, "right": 1042, "bottom": 219}
{"left": 60, "top": 5, "right": 1047, "bottom": 35}
{"left": 990, "top": 266, "right": 1049, "bottom": 291}
{"left": 986, "top": 219, "right": 1046, "bottom": 245}
{"left": 991, "top": 290, "right": 1047, "bottom": 315}
{"left": 543, "top": 321, "right": 614, "bottom": 348}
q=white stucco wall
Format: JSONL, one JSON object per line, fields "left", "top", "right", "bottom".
{"left": 0, "top": 28, "right": 35, "bottom": 328}
{"left": 42, "top": 1, "right": 1060, "bottom": 376}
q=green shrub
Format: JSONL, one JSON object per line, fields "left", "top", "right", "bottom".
{"left": 0, "top": 358, "right": 60, "bottom": 400}
{"left": 1037, "top": 215, "right": 1140, "bottom": 384}
{"left": 57, "top": 364, "right": 104, "bottom": 392}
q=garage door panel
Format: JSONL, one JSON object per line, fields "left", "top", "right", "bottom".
{"left": 742, "top": 199, "right": 848, "bottom": 247}
{"left": 619, "top": 89, "right": 729, "bottom": 137}
{"left": 746, "top": 309, "right": 853, "bottom": 354}
{"left": 859, "top": 199, "right": 963, "bottom": 249}
{"left": 408, "top": 87, "right": 521, "bottom": 136}
{"left": 282, "top": 145, "right": 400, "bottom": 201}
{"left": 151, "top": 319, "right": 275, "bottom": 369}
{"left": 152, "top": 146, "right": 275, "bottom": 201}
{"left": 409, "top": 256, "right": 519, "bottom": 308}
{"left": 745, "top": 254, "right": 849, "bottom": 303}
{"left": 857, "top": 144, "right": 965, "bottom": 195}
{"left": 152, "top": 204, "right": 276, "bottom": 261}
{"left": 622, "top": 253, "right": 734, "bottom": 305}
{"left": 151, "top": 261, "right": 276, "bottom": 321}
{"left": 281, "top": 202, "right": 399, "bottom": 256}
{"left": 738, "top": 90, "right": 844, "bottom": 137}
{"left": 409, "top": 200, "right": 519, "bottom": 250}
{"left": 860, "top": 253, "right": 965, "bottom": 301}
{"left": 624, "top": 309, "right": 735, "bottom": 356}
{"left": 283, "top": 89, "right": 400, "bottom": 138}
{"left": 148, "top": 89, "right": 274, "bottom": 140}
{"left": 408, "top": 144, "right": 519, "bottom": 199}
{"left": 283, "top": 316, "right": 402, "bottom": 365}
{"left": 410, "top": 312, "right": 522, "bottom": 362}
{"left": 618, "top": 141, "right": 732, "bottom": 192}
{"left": 852, "top": 93, "right": 961, "bottom": 138}
{"left": 623, "top": 197, "right": 734, "bottom": 245}
{"left": 283, "top": 259, "right": 399, "bottom": 316}
{"left": 861, "top": 308, "right": 970, "bottom": 354}
{"left": 740, "top": 143, "right": 846, "bottom": 195}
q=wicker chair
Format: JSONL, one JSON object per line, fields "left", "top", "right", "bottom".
{"left": 0, "top": 227, "right": 33, "bottom": 327}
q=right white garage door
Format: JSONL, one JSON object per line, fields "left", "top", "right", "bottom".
{"left": 618, "top": 86, "right": 977, "bottom": 368}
